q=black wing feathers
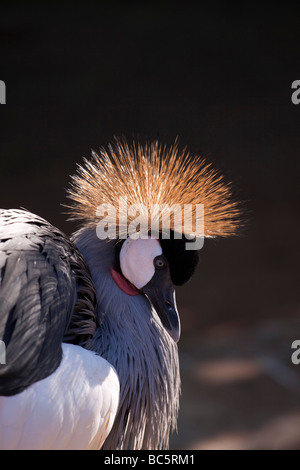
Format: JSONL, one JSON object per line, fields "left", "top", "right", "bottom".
{"left": 0, "top": 210, "right": 96, "bottom": 396}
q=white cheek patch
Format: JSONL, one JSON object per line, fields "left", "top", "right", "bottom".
{"left": 119, "top": 236, "right": 162, "bottom": 289}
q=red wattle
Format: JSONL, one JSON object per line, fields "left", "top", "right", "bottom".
{"left": 110, "top": 266, "right": 139, "bottom": 296}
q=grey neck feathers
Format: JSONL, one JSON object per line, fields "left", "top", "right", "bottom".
{"left": 72, "top": 228, "right": 181, "bottom": 450}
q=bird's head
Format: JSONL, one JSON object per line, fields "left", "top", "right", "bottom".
{"left": 110, "top": 235, "right": 182, "bottom": 342}
{"left": 67, "top": 138, "right": 241, "bottom": 343}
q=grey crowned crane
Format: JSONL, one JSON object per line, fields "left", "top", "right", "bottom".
{"left": 0, "top": 139, "right": 240, "bottom": 449}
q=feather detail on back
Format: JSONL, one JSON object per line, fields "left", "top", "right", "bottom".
{"left": 66, "top": 138, "right": 241, "bottom": 239}
{"left": 0, "top": 209, "right": 97, "bottom": 396}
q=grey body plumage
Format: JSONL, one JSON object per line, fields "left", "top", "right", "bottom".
{"left": 0, "top": 210, "right": 180, "bottom": 449}
{"left": 73, "top": 227, "right": 180, "bottom": 449}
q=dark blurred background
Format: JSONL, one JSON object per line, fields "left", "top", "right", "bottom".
{"left": 1, "top": 1, "right": 300, "bottom": 449}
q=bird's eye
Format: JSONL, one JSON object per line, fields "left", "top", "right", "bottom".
{"left": 154, "top": 256, "right": 167, "bottom": 270}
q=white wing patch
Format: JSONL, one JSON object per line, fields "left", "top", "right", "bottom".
{"left": 0, "top": 343, "right": 120, "bottom": 449}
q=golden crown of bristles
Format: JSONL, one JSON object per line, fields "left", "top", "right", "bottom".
{"left": 67, "top": 139, "right": 241, "bottom": 238}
